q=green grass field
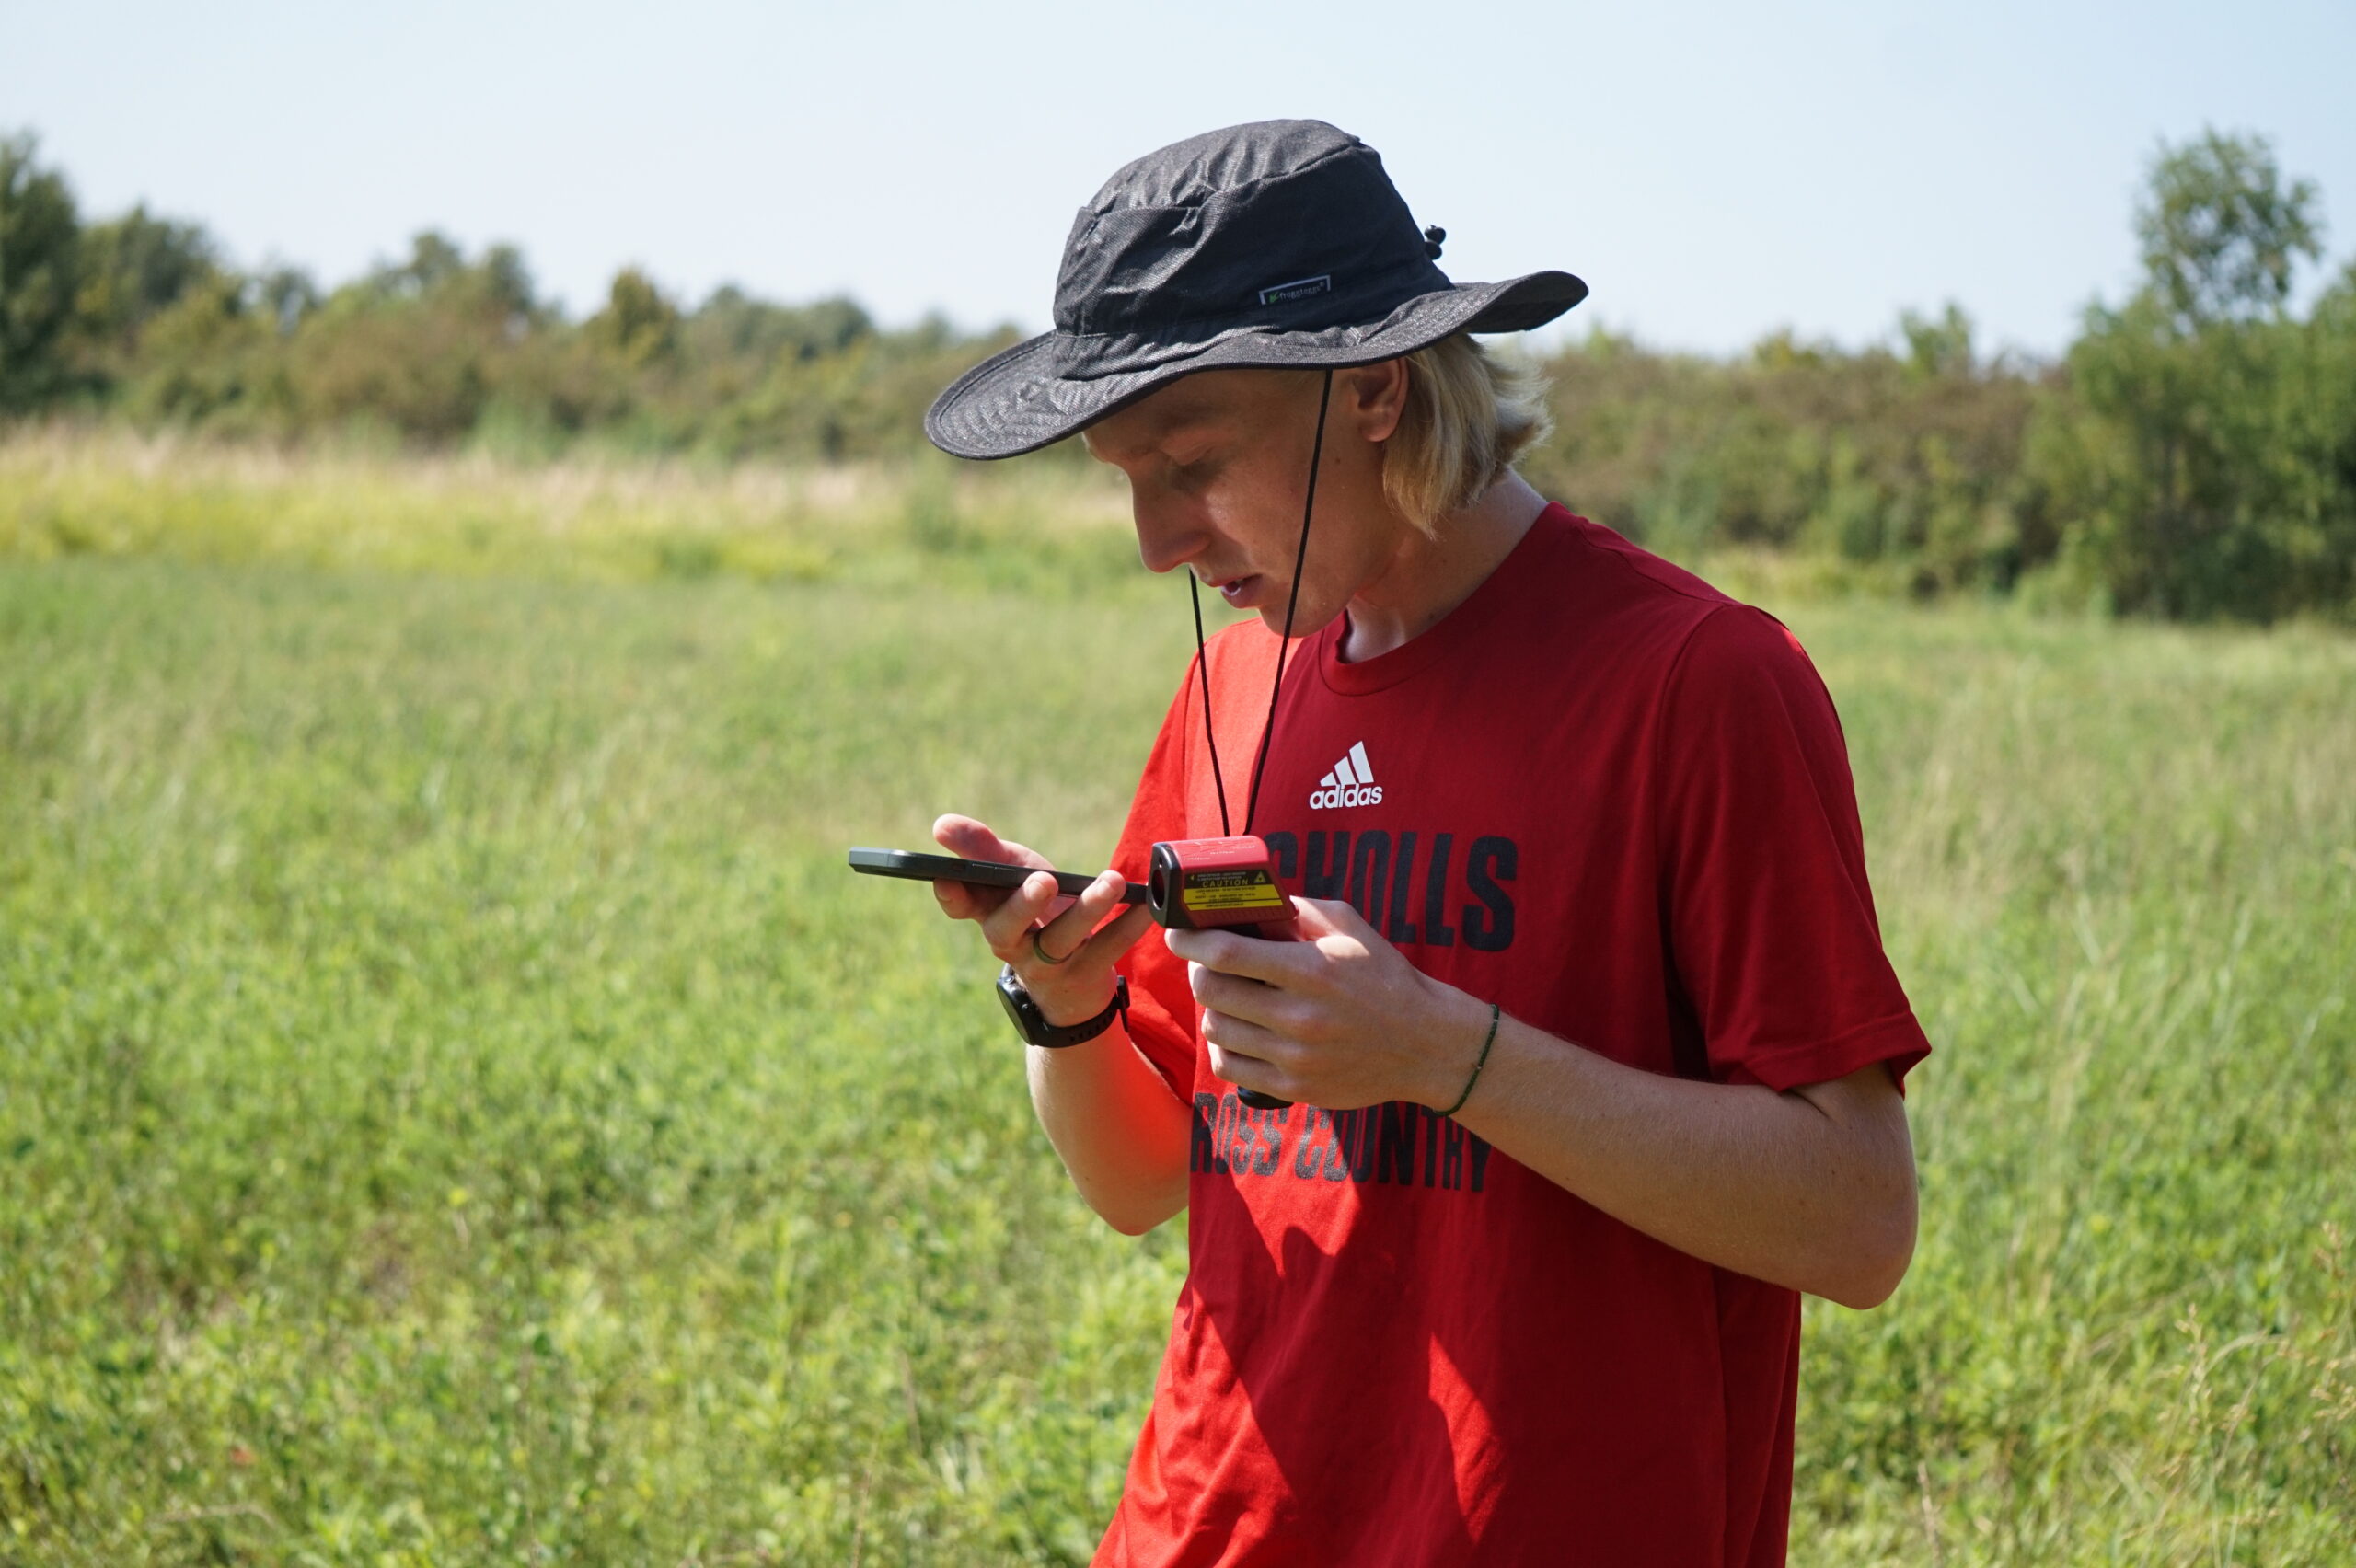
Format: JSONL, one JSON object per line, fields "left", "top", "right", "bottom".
{"left": 1, "top": 436, "right": 2351, "bottom": 1564}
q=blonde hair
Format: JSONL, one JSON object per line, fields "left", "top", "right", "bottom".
{"left": 1381, "top": 334, "right": 1553, "bottom": 532}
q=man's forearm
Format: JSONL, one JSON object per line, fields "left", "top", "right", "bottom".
{"left": 1027, "top": 1020, "right": 1193, "bottom": 1235}
{"left": 1449, "top": 1007, "right": 1917, "bottom": 1308}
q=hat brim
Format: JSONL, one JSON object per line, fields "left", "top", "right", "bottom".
{"left": 925, "top": 270, "right": 1588, "bottom": 460}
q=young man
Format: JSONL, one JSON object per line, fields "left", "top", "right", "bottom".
{"left": 923, "top": 121, "right": 1929, "bottom": 1566}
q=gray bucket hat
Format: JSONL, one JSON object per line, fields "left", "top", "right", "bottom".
{"left": 925, "top": 119, "right": 1587, "bottom": 459}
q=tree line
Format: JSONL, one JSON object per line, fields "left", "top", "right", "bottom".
{"left": 3, "top": 130, "right": 2350, "bottom": 622}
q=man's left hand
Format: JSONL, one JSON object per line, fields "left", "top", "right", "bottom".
{"left": 1167, "top": 897, "right": 1492, "bottom": 1111}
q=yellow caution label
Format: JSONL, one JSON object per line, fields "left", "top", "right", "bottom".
{"left": 1181, "top": 870, "right": 1287, "bottom": 912}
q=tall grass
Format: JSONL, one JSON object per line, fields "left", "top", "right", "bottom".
{"left": 0, "top": 435, "right": 2349, "bottom": 1562}
{"left": 1796, "top": 606, "right": 2356, "bottom": 1561}
{"left": 0, "top": 428, "right": 1140, "bottom": 599}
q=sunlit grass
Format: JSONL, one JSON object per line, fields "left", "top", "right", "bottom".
{"left": 0, "top": 426, "right": 1142, "bottom": 599}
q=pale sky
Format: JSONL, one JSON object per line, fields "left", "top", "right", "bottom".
{"left": 6, "top": 0, "right": 2352, "bottom": 359}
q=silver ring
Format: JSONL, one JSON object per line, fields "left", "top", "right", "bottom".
{"left": 1030, "top": 928, "right": 1075, "bottom": 966}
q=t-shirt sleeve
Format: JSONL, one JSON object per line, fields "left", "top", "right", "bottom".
{"left": 1106, "top": 666, "right": 1203, "bottom": 1103}
{"left": 1656, "top": 605, "right": 1930, "bottom": 1094}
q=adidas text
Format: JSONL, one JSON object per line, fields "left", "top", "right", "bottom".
{"left": 1310, "top": 782, "right": 1384, "bottom": 810}
{"left": 1310, "top": 742, "right": 1381, "bottom": 810}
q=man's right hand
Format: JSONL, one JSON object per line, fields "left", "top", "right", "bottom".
{"left": 930, "top": 813, "right": 1155, "bottom": 1027}
{"left": 930, "top": 814, "right": 1189, "bottom": 1235}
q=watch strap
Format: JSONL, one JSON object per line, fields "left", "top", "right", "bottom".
{"left": 998, "top": 967, "right": 1128, "bottom": 1049}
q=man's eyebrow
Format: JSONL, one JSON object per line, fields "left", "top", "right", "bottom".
{"left": 1085, "top": 408, "right": 1218, "bottom": 464}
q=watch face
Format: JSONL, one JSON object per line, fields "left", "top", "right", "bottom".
{"left": 995, "top": 968, "right": 1123, "bottom": 1048}
{"left": 997, "top": 969, "right": 1040, "bottom": 1039}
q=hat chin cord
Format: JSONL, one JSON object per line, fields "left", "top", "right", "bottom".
{"left": 1189, "top": 368, "right": 1335, "bottom": 840}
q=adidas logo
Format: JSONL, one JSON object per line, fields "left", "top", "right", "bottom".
{"left": 1309, "top": 742, "right": 1383, "bottom": 811}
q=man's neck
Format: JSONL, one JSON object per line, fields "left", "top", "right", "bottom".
{"left": 1338, "top": 474, "right": 1549, "bottom": 663}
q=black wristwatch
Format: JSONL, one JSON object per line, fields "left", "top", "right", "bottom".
{"left": 997, "top": 966, "right": 1128, "bottom": 1049}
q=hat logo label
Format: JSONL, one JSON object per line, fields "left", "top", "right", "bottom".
{"left": 1258, "top": 274, "right": 1333, "bottom": 306}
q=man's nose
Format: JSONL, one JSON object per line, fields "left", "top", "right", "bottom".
{"left": 1131, "top": 494, "right": 1209, "bottom": 576}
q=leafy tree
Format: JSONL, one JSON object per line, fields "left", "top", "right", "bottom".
{"left": 590, "top": 267, "right": 679, "bottom": 368}
{"left": 371, "top": 230, "right": 467, "bottom": 298}
{"left": 2138, "top": 129, "right": 2323, "bottom": 331}
{"left": 116, "top": 271, "right": 289, "bottom": 429}
{"left": 683, "top": 287, "right": 872, "bottom": 366}
{"left": 1900, "top": 303, "right": 1975, "bottom": 380}
{"left": 274, "top": 234, "right": 547, "bottom": 441}
{"left": 253, "top": 264, "right": 322, "bottom": 336}
{"left": 1529, "top": 311, "right": 2037, "bottom": 594}
{"left": 70, "top": 204, "right": 223, "bottom": 352}
{"left": 0, "top": 133, "right": 84, "bottom": 410}
{"left": 2027, "top": 130, "right": 2350, "bottom": 620}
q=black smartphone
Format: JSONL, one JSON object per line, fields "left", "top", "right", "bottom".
{"left": 847, "top": 847, "right": 1149, "bottom": 906}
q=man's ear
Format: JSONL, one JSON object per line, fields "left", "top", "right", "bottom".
{"left": 1342, "top": 359, "right": 1410, "bottom": 444}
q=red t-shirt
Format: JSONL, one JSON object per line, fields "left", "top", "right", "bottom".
{"left": 1094, "top": 506, "right": 1929, "bottom": 1566}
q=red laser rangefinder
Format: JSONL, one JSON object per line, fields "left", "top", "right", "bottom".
{"left": 1145, "top": 835, "right": 1299, "bottom": 1112}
